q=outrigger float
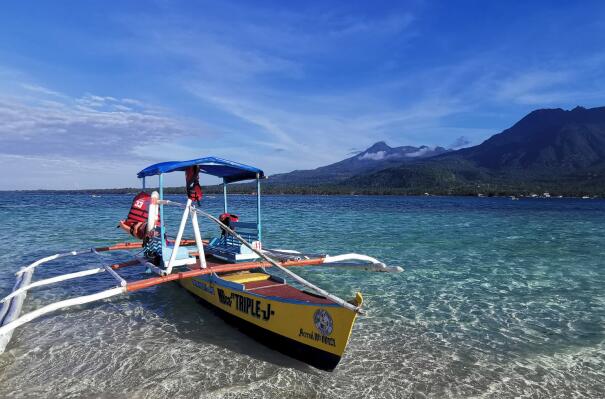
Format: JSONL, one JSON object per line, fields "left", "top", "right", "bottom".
{"left": 0, "top": 157, "right": 401, "bottom": 371}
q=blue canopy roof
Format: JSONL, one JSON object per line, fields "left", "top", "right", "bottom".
{"left": 137, "top": 156, "right": 265, "bottom": 183}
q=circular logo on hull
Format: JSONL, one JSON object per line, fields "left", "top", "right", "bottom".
{"left": 313, "top": 309, "right": 333, "bottom": 336}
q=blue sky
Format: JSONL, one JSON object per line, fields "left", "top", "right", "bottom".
{"left": 1, "top": 1, "right": 604, "bottom": 189}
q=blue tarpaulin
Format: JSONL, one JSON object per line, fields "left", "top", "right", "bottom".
{"left": 137, "top": 156, "right": 265, "bottom": 183}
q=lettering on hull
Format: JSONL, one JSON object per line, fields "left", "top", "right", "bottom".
{"left": 217, "top": 288, "right": 275, "bottom": 321}
{"left": 299, "top": 328, "right": 336, "bottom": 347}
{"left": 192, "top": 279, "right": 214, "bottom": 295}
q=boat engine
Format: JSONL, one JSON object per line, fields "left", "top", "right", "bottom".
{"left": 219, "top": 213, "right": 239, "bottom": 237}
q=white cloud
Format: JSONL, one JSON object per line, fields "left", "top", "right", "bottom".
{"left": 358, "top": 151, "right": 387, "bottom": 161}
{"left": 405, "top": 147, "right": 434, "bottom": 157}
{"left": 0, "top": 85, "right": 194, "bottom": 162}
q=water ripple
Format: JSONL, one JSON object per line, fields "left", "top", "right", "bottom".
{"left": 0, "top": 194, "right": 604, "bottom": 398}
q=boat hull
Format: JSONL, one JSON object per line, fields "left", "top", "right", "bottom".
{"left": 179, "top": 273, "right": 358, "bottom": 371}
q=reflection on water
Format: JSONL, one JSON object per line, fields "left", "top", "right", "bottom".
{"left": 0, "top": 193, "right": 604, "bottom": 398}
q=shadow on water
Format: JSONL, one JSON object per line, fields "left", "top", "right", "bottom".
{"left": 132, "top": 282, "right": 320, "bottom": 374}
{"left": 0, "top": 286, "right": 321, "bottom": 380}
{"left": 1, "top": 250, "right": 321, "bottom": 376}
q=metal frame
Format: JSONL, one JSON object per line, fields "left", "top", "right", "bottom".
{"left": 155, "top": 177, "right": 207, "bottom": 275}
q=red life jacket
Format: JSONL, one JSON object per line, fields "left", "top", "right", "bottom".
{"left": 119, "top": 192, "right": 160, "bottom": 239}
{"left": 186, "top": 166, "right": 203, "bottom": 202}
{"left": 127, "top": 192, "right": 152, "bottom": 224}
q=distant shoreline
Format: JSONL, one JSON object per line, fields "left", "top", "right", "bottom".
{"left": 0, "top": 186, "right": 601, "bottom": 199}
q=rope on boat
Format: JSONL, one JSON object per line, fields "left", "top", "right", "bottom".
{"left": 162, "top": 200, "right": 362, "bottom": 313}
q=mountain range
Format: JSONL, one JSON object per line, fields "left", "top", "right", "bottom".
{"left": 270, "top": 142, "right": 449, "bottom": 184}
{"left": 268, "top": 106, "right": 605, "bottom": 196}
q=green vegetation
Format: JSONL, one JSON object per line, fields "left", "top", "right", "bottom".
{"left": 9, "top": 177, "right": 603, "bottom": 198}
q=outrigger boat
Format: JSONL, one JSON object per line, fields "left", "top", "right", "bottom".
{"left": 0, "top": 157, "right": 401, "bottom": 371}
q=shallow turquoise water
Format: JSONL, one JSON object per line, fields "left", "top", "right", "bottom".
{"left": 0, "top": 193, "right": 604, "bottom": 398}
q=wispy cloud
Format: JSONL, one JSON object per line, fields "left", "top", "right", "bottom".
{"left": 358, "top": 150, "right": 387, "bottom": 161}
{"left": 0, "top": 85, "right": 193, "bottom": 161}
{"left": 21, "top": 83, "right": 63, "bottom": 97}
{"left": 492, "top": 53, "right": 605, "bottom": 106}
{"left": 405, "top": 146, "right": 435, "bottom": 157}
{"left": 496, "top": 71, "right": 571, "bottom": 105}
{"left": 449, "top": 136, "right": 471, "bottom": 149}
{"left": 326, "top": 12, "right": 415, "bottom": 36}
{"left": 110, "top": 5, "right": 434, "bottom": 169}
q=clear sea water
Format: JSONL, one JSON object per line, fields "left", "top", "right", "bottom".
{"left": 0, "top": 193, "right": 604, "bottom": 398}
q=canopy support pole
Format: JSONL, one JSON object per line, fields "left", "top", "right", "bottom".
{"left": 159, "top": 173, "right": 165, "bottom": 257}
{"left": 223, "top": 180, "right": 228, "bottom": 213}
{"left": 256, "top": 175, "right": 262, "bottom": 243}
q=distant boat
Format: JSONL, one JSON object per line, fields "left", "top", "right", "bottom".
{"left": 543, "top": 192, "right": 550, "bottom": 198}
{"left": 582, "top": 195, "right": 590, "bottom": 199}
{"left": 91, "top": 194, "right": 101, "bottom": 198}
{"left": 510, "top": 196, "right": 519, "bottom": 200}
